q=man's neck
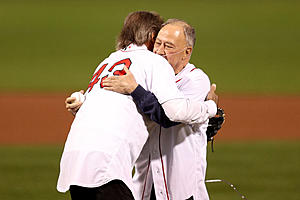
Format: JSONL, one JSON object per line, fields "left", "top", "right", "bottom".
{"left": 174, "top": 61, "right": 189, "bottom": 74}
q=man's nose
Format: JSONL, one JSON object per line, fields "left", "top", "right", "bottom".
{"left": 155, "top": 45, "right": 165, "bottom": 55}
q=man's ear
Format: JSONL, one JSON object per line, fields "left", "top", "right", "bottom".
{"left": 146, "top": 32, "right": 156, "bottom": 51}
{"left": 151, "top": 32, "right": 155, "bottom": 40}
{"left": 151, "top": 32, "right": 157, "bottom": 43}
{"left": 150, "top": 32, "right": 156, "bottom": 46}
{"left": 186, "top": 47, "right": 192, "bottom": 56}
{"left": 183, "top": 47, "right": 193, "bottom": 59}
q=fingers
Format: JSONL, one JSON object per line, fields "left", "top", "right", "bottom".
{"left": 66, "top": 101, "right": 82, "bottom": 116}
{"left": 102, "top": 75, "right": 125, "bottom": 87}
{"left": 102, "top": 79, "right": 114, "bottom": 88}
{"left": 102, "top": 80, "right": 127, "bottom": 93}
{"left": 66, "top": 101, "right": 82, "bottom": 109}
{"left": 123, "top": 66, "right": 134, "bottom": 77}
{"left": 102, "top": 68, "right": 132, "bottom": 84}
{"left": 104, "top": 76, "right": 118, "bottom": 81}
{"left": 65, "top": 96, "right": 82, "bottom": 109}
{"left": 102, "top": 78, "right": 130, "bottom": 94}
{"left": 102, "top": 76, "right": 123, "bottom": 87}
{"left": 210, "top": 83, "right": 216, "bottom": 92}
{"left": 102, "top": 78, "right": 121, "bottom": 92}
{"left": 101, "top": 69, "right": 136, "bottom": 94}
{"left": 206, "top": 83, "right": 218, "bottom": 105}
{"left": 65, "top": 91, "right": 84, "bottom": 116}
{"left": 124, "top": 66, "right": 129, "bottom": 74}
{"left": 102, "top": 77, "right": 118, "bottom": 87}
{"left": 65, "top": 97, "right": 76, "bottom": 105}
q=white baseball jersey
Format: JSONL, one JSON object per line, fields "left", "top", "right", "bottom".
{"left": 57, "top": 44, "right": 215, "bottom": 199}
{"left": 132, "top": 63, "right": 211, "bottom": 200}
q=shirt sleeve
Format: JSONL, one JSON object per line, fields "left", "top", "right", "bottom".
{"left": 162, "top": 99, "right": 217, "bottom": 124}
{"left": 145, "top": 56, "right": 217, "bottom": 125}
{"left": 131, "top": 84, "right": 217, "bottom": 126}
{"left": 179, "top": 69, "right": 211, "bottom": 102}
{"left": 145, "top": 55, "right": 184, "bottom": 104}
{"left": 131, "top": 85, "right": 180, "bottom": 128}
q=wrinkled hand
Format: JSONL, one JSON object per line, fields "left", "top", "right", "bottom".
{"left": 102, "top": 66, "right": 138, "bottom": 94}
{"left": 206, "top": 83, "right": 218, "bottom": 105}
{"left": 65, "top": 90, "right": 84, "bottom": 116}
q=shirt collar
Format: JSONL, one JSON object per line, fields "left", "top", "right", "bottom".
{"left": 175, "top": 63, "right": 193, "bottom": 77}
{"left": 121, "top": 43, "right": 148, "bottom": 52}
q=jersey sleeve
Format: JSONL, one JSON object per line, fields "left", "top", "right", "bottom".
{"left": 145, "top": 56, "right": 184, "bottom": 104}
{"left": 131, "top": 85, "right": 180, "bottom": 128}
{"left": 144, "top": 55, "right": 216, "bottom": 125}
{"left": 162, "top": 98, "right": 217, "bottom": 124}
{"left": 179, "top": 69, "right": 211, "bottom": 102}
{"left": 160, "top": 67, "right": 216, "bottom": 124}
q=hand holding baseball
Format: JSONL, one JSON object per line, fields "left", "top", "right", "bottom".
{"left": 65, "top": 90, "right": 85, "bottom": 116}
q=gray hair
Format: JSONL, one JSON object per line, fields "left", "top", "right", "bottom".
{"left": 162, "top": 19, "right": 196, "bottom": 48}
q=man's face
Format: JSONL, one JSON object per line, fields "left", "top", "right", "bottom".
{"left": 153, "top": 24, "right": 188, "bottom": 73}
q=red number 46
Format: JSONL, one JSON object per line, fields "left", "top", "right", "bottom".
{"left": 87, "top": 58, "right": 132, "bottom": 92}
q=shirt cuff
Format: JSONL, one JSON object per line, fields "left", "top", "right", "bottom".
{"left": 205, "top": 100, "right": 217, "bottom": 118}
{"left": 131, "top": 84, "right": 147, "bottom": 101}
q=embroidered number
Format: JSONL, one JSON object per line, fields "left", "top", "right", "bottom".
{"left": 87, "top": 64, "right": 107, "bottom": 92}
{"left": 87, "top": 58, "right": 132, "bottom": 92}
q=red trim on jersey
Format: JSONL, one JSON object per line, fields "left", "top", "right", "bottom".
{"left": 159, "top": 126, "right": 170, "bottom": 200}
{"left": 176, "top": 78, "right": 182, "bottom": 83}
{"left": 141, "top": 155, "right": 151, "bottom": 200}
{"left": 100, "top": 75, "right": 108, "bottom": 88}
{"left": 190, "top": 67, "right": 197, "bottom": 72}
{"left": 87, "top": 58, "right": 132, "bottom": 92}
{"left": 87, "top": 63, "right": 107, "bottom": 92}
{"left": 108, "top": 58, "right": 132, "bottom": 74}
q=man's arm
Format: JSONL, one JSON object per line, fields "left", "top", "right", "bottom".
{"left": 131, "top": 85, "right": 180, "bottom": 128}
{"left": 65, "top": 86, "right": 179, "bottom": 128}
{"left": 160, "top": 88, "right": 217, "bottom": 124}
{"left": 103, "top": 67, "right": 217, "bottom": 125}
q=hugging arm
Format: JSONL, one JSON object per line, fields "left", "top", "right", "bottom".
{"left": 103, "top": 66, "right": 217, "bottom": 125}
{"left": 131, "top": 85, "right": 180, "bottom": 128}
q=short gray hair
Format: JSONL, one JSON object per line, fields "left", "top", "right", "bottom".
{"left": 162, "top": 19, "right": 196, "bottom": 48}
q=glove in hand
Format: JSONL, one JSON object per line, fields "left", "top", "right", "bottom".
{"left": 206, "top": 108, "right": 225, "bottom": 142}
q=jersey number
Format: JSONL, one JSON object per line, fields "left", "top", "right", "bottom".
{"left": 87, "top": 58, "right": 132, "bottom": 92}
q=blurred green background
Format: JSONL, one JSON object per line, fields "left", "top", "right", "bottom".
{"left": 1, "top": 142, "right": 299, "bottom": 200}
{"left": 0, "top": 0, "right": 299, "bottom": 94}
{"left": 0, "top": 0, "right": 300, "bottom": 200}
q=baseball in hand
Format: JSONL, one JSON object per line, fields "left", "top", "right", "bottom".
{"left": 71, "top": 92, "right": 85, "bottom": 103}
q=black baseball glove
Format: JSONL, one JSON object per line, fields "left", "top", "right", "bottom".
{"left": 206, "top": 108, "right": 225, "bottom": 142}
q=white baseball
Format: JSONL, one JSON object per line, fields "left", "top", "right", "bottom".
{"left": 71, "top": 92, "right": 85, "bottom": 103}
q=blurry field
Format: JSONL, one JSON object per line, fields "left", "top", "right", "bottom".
{"left": 0, "top": 142, "right": 299, "bottom": 200}
{"left": 0, "top": 145, "right": 68, "bottom": 200}
{"left": 206, "top": 141, "right": 300, "bottom": 200}
{"left": 1, "top": 1, "right": 300, "bottom": 200}
{"left": 0, "top": 0, "right": 300, "bottom": 94}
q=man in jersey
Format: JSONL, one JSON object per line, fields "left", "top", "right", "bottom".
{"left": 57, "top": 11, "right": 217, "bottom": 200}
{"left": 102, "top": 19, "right": 212, "bottom": 200}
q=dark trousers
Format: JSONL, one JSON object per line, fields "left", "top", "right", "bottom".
{"left": 69, "top": 180, "right": 134, "bottom": 200}
{"left": 150, "top": 184, "right": 193, "bottom": 200}
{"left": 150, "top": 184, "right": 156, "bottom": 200}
